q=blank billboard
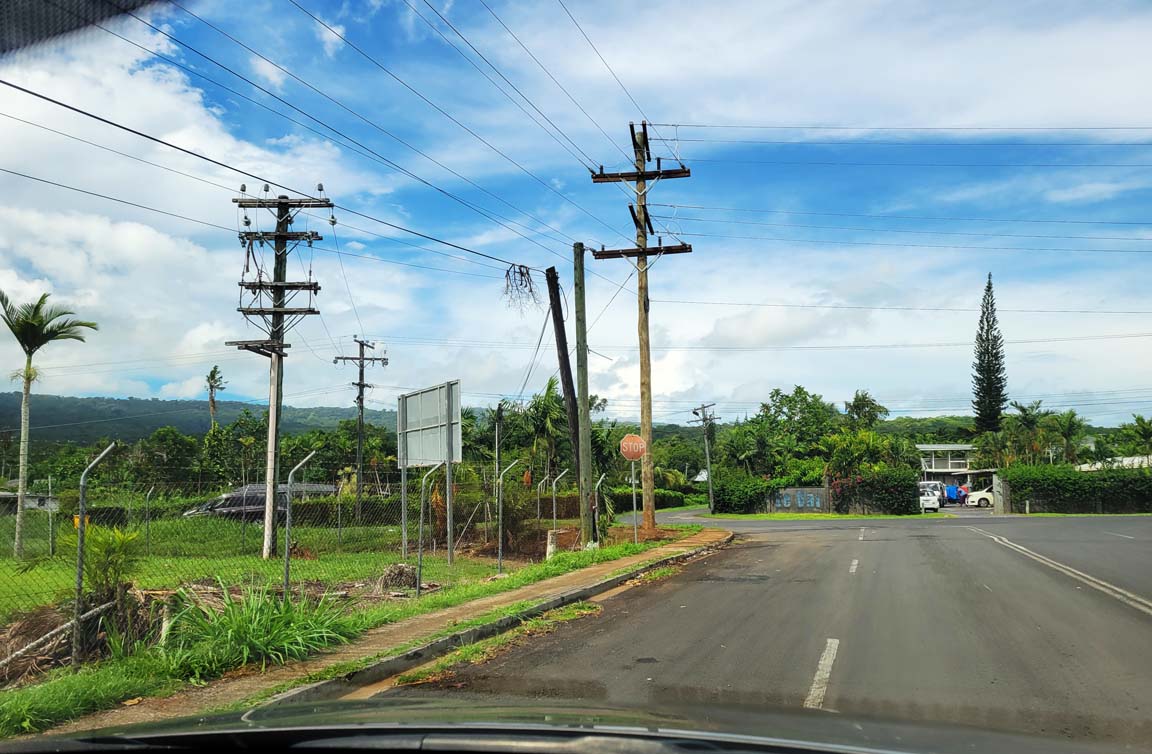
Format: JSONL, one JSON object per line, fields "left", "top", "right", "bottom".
{"left": 398, "top": 380, "right": 461, "bottom": 468}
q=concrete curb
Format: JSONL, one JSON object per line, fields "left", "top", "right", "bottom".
{"left": 262, "top": 531, "right": 734, "bottom": 708}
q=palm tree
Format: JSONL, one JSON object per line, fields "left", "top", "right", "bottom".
{"left": 1, "top": 291, "right": 97, "bottom": 558}
{"left": 1010, "top": 400, "right": 1051, "bottom": 464}
{"left": 1045, "top": 410, "right": 1086, "bottom": 464}
{"left": 205, "top": 365, "right": 227, "bottom": 427}
{"left": 1124, "top": 414, "right": 1152, "bottom": 456}
{"left": 523, "top": 377, "right": 566, "bottom": 478}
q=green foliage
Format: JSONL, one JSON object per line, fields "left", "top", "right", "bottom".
{"left": 999, "top": 465, "right": 1152, "bottom": 513}
{"left": 843, "top": 390, "right": 889, "bottom": 431}
{"left": 830, "top": 467, "right": 920, "bottom": 515}
{"left": 876, "top": 415, "right": 974, "bottom": 442}
{"left": 160, "top": 586, "right": 358, "bottom": 680}
{"left": 606, "top": 487, "right": 684, "bottom": 509}
{"left": 822, "top": 430, "right": 919, "bottom": 479}
{"left": 972, "top": 273, "right": 1008, "bottom": 433}
{"left": 710, "top": 469, "right": 772, "bottom": 514}
{"left": 19, "top": 526, "right": 142, "bottom": 603}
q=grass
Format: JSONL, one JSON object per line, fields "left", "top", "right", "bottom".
{"left": 0, "top": 536, "right": 683, "bottom": 738}
{"left": 635, "top": 565, "right": 681, "bottom": 582}
{"left": 393, "top": 602, "right": 601, "bottom": 685}
{"left": 699, "top": 511, "right": 955, "bottom": 520}
{"left": 1012, "top": 512, "right": 1152, "bottom": 517}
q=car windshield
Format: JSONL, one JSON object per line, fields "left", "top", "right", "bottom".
{"left": 1, "top": 3, "right": 1149, "bottom": 753}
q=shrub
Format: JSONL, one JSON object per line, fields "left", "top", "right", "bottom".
{"left": 710, "top": 470, "right": 771, "bottom": 514}
{"left": 684, "top": 493, "right": 709, "bottom": 507}
{"left": 1000, "top": 465, "right": 1152, "bottom": 513}
{"left": 830, "top": 467, "right": 919, "bottom": 515}
{"left": 605, "top": 487, "right": 685, "bottom": 510}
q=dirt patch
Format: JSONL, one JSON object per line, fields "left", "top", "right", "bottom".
{"left": 466, "top": 523, "right": 683, "bottom": 561}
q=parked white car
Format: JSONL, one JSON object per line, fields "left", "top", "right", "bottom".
{"left": 919, "top": 489, "right": 941, "bottom": 513}
{"left": 967, "top": 486, "right": 994, "bottom": 508}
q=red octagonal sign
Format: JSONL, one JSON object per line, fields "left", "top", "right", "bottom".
{"left": 619, "top": 433, "right": 647, "bottom": 461}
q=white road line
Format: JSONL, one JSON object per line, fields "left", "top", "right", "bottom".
{"left": 849, "top": 559, "right": 859, "bottom": 574}
{"left": 967, "top": 526, "right": 1152, "bottom": 618}
{"left": 983, "top": 584, "right": 992, "bottom": 592}
{"left": 858, "top": 528, "right": 865, "bottom": 541}
{"left": 1104, "top": 531, "right": 1136, "bottom": 540}
{"left": 803, "top": 638, "right": 840, "bottom": 710}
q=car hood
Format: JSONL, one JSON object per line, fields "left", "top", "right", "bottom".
{"left": 6, "top": 698, "right": 1140, "bottom": 754}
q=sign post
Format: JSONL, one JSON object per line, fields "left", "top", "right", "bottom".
{"left": 398, "top": 380, "right": 461, "bottom": 565}
{"left": 620, "top": 434, "right": 647, "bottom": 543}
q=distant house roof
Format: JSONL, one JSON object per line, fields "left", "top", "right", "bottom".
{"left": 916, "top": 444, "right": 975, "bottom": 452}
{"left": 1076, "top": 455, "right": 1152, "bottom": 472}
{"left": 692, "top": 470, "right": 709, "bottom": 483}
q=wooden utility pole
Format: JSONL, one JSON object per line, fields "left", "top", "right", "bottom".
{"left": 691, "top": 403, "right": 717, "bottom": 514}
{"left": 334, "top": 337, "right": 388, "bottom": 524}
{"left": 573, "top": 242, "right": 593, "bottom": 543}
{"left": 545, "top": 266, "right": 581, "bottom": 489}
{"left": 591, "top": 122, "right": 691, "bottom": 532}
{"left": 230, "top": 190, "right": 331, "bottom": 559}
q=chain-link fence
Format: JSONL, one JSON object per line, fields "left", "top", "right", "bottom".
{"left": 1, "top": 455, "right": 588, "bottom": 681}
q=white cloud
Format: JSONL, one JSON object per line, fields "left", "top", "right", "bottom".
{"left": 250, "top": 56, "right": 287, "bottom": 89}
{"left": 314, "top": 19, "right": 347, "bottom": 57}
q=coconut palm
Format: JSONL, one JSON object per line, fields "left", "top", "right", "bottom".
{"left": 205, "top": 365, "right": 227, "bottom": 427}
{"left": 1044, "top": 410, "right": 1086, "bottom": 464}
{"left": 1, "top": 291, "right": 97, "bottom": 558}
{"left": 1123, "top": 414, "right": 1152, "bottom": 456}
{"left": 1009, "top": 400, "right": 1051, "bottom": 464}
{"left": 523, "top": 377, "right": 566, "bottom": 478}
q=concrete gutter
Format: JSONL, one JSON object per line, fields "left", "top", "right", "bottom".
{"left": 263, "top": 531, "right": 733, "bottom": 707}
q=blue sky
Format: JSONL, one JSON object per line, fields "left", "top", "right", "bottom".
{"left": 3, "top": 0, "right": 1152, "bottom": 426}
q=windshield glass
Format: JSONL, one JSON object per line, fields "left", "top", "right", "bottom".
{"left": 1, "top": 2, "right": 1149, "bottom": 752}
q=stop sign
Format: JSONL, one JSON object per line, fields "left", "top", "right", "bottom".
{"left": 619, "top": 433, "right": 647, "bottom": 461}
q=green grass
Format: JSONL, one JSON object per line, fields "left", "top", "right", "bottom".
{"left": 394, "top": 602, "right": 600, "bottom": 685}
{"left": 0, "top": 537, "right": 682, "bottom": 738}
{"left": 699, "top": 511, "right": 955, "bottom": 520}
{"left": 1012, "top": 512, "right": 1152, "bottom": 517}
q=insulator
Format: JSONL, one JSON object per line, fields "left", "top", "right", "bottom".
{"left": 328, "top": 215, "right": 337, "bottom": 226}
{"left": 317, "top": 182, "right": 324, "bottom": 192}
{"left": 242, "top": 214, "right": 251, "bottom": 227}
{"left": 239, "top": 183, "right": 246, "bottom": 193}
{"left": 263, "top": 183, "right": 270, "bottom": 192}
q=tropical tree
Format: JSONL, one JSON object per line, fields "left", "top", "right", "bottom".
{"left": 1044, "top": 410, "right": 1086, "bottom": 464}
{"left": 1, "top": 290, "right": 97, "bottom": 558}
{"left": 205, "top": 365, "right": 227, "bottom": 427}
{"left": 1121, "top": 414, "right": 1152, "bottom": 456}
{"left": 843, "top": 390, "right": 889, "bottom": 431}
{"left": 972, "top": 273, "right": 1008, "bottom": 432}
{"left": 522, "top": 377, "right": 566, "bottom": 478}
{"left": 1006, "top": 400, "right": 1052, "bottom": 464}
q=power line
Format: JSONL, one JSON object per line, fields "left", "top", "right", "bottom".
{"left": 648, "top": 202, "right": 1152, "bottom": 227}
{"left": 0, "top": 79, "right": 533, "bottom": 268}
{"left": 659, "top": 229, "right": 1152, "bottom": 255}
{"left": 286, "top": 0, "right": 630, "bottom": 246}
{"left": 650, "top": 136, "right": 1152, "bottom": 147}
{"left": 650, "top": 214, "right": 1152, "bottom": 243}
{"left": 679, "top": 156, "right": 1152, "bottom": 168}
{"left": 94, "top": 0, "right": 574, "bottom": 257}
{"left": 648, "top": 298, "right": 1152, "bottom": 316}
{"left": 165, "top": 0, "right": 576, "bottom": 250}
{"left": 479, "top": 0, "right": 631, "bottom": 164}
{"left": 516, "top": 308, "right": 553, "bottom": 402}
{"left": 649, "top": 122, "right": 1152, "bottom": 132}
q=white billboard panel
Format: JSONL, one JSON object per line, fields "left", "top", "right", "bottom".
{"left": 398, "top": 380, "right": 461, "bottom": 468}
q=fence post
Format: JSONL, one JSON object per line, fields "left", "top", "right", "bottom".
{"left": 536, "top": 475, "right": 549, "bottom": 522}
{"left": 416, "top": 463, "right": 444, "bottom": 598}
{"left": 284, "top": 451, "right": 316, "bottom": 601}
{"left": 593, "top": 473, "right": 606, "bottom": 544}
{"left": 497, "top": 460, "right": 521, "bottom": 574}
{"left": 72, "top": 442, "right": 116, "bottom": 671}
{"left": 551, "top": 469, "right": 569, "bottom": 532}
{"left": 144, "top": 485, "right": 154, "bottom": 556}
{"left": 48, "top": 475, "right": 54, "bottom": 557}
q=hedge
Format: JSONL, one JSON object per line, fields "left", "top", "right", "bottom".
{"left": 830, "top": 467, "right": 920, "bottom": 515}
{"left": 606, "top": 487, "right": 685, "bottom": 510}
{"left": 710, "top": 471, "right": 776, "bottom": 514}
{"left": 1000, "top": 465, "right": 1152, "bottom": 513}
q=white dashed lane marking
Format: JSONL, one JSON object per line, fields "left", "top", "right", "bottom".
{"left": 803, "top": 638, "right": 840, "bottom": 710}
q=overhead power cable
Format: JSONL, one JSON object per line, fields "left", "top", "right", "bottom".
{"left": 649, "top": 136, "right": 1152, "bottom": 147}
{"left": 660, "top": 229, "right": 1152, "bottom": 255}
{"left": 649, "top": 122, "right": 1152, "bottom": 132}
{"left": 0, "top": 79, "right": 532, "bottom": 268}
{"left": 648, "top": 203, "right": 1152, "bottom": 227}
{"left": 88, "top": 0, "right": 574, "bottom": 258}
{"left": 648, "top": 298, "right": 1152, "bottom": 316}
{"left": 285, "top": 0, "right": 630, "bottom": 246}
{"left": 679, "top": 156, "right": 1152, "bottom": 169}
{"left": 650, "top": 214, "right": 1152, "bottom": 243}
{"left": 164, "top": 0, "right": 576, "bottom": 249}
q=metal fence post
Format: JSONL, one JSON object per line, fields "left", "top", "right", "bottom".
{"left": 416, "top": 463, "right": 443, "bottom": 598}
{"left": 144, "top": 485, "right": 154, "bottom": 557}
{"left": 284, "top": 451, "right": 316, "bottom": 601}
{"left": 593, "top": 473, "right": 606, "bottom": 543}
{"left": 551, "top": 469, "right": 569, "bottom": 532}
{"left": 497, "top": 460, "right": 520, "bottom": 574}
{"left": 536, "top": 475, "right": 549, "bottom": 522}
{"left": 48, "top": 475, "right": 54, "bottom": 557}
{"left": 72, "top": 442, "right": 115, "bottom": 671}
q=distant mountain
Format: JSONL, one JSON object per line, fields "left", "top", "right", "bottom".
{"left": 0, "top": 393, "right": 397, "bottom": 443}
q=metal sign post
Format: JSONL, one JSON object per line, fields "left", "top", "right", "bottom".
{"left": 631, "top": 462, "right": 638, "bottom": 544}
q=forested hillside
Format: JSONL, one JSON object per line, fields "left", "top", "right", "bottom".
{"left": 0, "top": 393, "right": 396, "bottom": 443}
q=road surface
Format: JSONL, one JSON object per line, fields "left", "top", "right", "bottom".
{"left": 373, "top": 513, "right": 1152, "bottom": 746}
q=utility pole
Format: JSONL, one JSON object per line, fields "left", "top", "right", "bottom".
{"left": 544, "top": 266, "right": 581, "bottom": 488}
{"left": 229, "top": 187, "right": 331, "bottom": 559}
{"left": 573, "top": 242, "right": 593, "bottom": 543}
{"left": 591, "top": 122, "right": 691, "bottom": 532}
{"left": 691, "top": 403, "right": 717, "bottom": 514}
{"left": 334, "top": 337, "right": 388, "bottom": 524}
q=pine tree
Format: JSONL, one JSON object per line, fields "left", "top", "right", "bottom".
{"left": 972, "top": 273, "right": 1008, "bottom": 432}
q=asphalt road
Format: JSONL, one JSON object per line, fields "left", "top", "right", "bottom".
{"left": 377, "top": 513, "right": 1152, "bottom": 747}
